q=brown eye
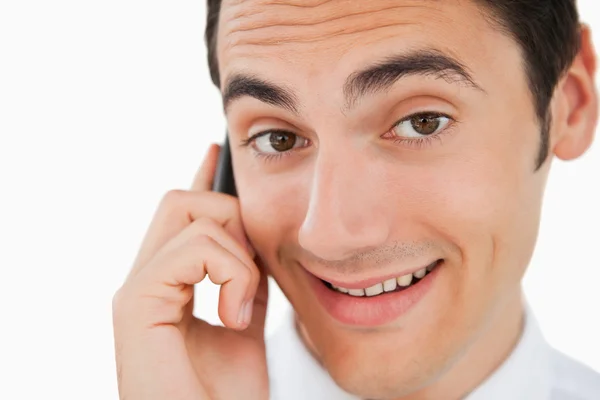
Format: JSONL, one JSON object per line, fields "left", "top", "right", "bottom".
{"left": 253, "top": 130, "right": 309, "bottom": 154}
{"left": 269, "top": 132, "right": 296, "bottom": 152}
{"left": 392, "top": 114, "right": 450, "bottom": 138}
{"left": 410, "top": 116, "right": 440, "bottom": 135}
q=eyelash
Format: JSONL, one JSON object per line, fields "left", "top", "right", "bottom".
{"left": 252, "top": 150, "right": 292, "bottom": 163}
{"left": 239, "top": 112, "right": 456, "bottom": 161}
{"left": 239, "top": 129, "right": 302, "bottom": 163}
{"left": 386, "top": 111, "right": 456, "bottom": 149}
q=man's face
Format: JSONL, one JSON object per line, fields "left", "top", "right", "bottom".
{"left": 217, "top": 0, "right": 554, "bottom": 397}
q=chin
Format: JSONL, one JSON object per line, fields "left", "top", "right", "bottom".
{"left": 320, "top": 336, "right": 454, "bottom": 399}
{"left": 296, "top": 316, "right": 456, "bottom": 399}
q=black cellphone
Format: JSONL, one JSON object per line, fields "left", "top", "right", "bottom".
{"left": 212, "top": 134, "right": 238, "bottom": 196}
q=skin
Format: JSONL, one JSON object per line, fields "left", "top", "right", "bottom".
{"left": 112, "top": 0, "right": 597, "bottom": 399}
{"left": 218, "top": 0, "right": 598, "bottom": 398}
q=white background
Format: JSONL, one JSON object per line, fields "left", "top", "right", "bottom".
{"left": 0, "top": 1, "right": 599, "bottom": 399}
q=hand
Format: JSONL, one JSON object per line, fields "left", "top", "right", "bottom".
{"left": 112, "top": 144, "right": 269, "bottom": 400}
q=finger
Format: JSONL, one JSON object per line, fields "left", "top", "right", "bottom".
{"left": 156, "top": 216, "right": 257, "bottom": 278}
{"left": 191, "top": 143, "right": 221, "bottom": 192}
{"left": 158, "top": 218, "right": 260, "bottom": 329}
{"left": 130, "top": 192, "right": 250, "bottom": 277}
{"left": 157, "top": 216, "right": 262, "bottom": 336}
{"left": 139, "top": 234, "right": 257, "bottom": 330}
{"left": 241, "top": 257, "right": 269, "bottom": 340}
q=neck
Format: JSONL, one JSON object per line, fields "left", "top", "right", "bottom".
{"left": 295, "top": 289, "right": 525, "bottom": 400}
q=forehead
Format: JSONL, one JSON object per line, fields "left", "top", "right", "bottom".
{"left": 216, "top": 0, "right": 518, "bottom": 98}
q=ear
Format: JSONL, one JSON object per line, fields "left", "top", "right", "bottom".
{"left": 552, "top": 24, "right": 599, "bottom": 161}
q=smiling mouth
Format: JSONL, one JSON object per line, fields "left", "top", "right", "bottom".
{"left": 320, "top": 259, "right": 444, "bottom": 298}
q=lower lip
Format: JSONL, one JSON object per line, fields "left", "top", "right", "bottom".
{"left": 305, "top": 262, "right": 442, "bottom": 327}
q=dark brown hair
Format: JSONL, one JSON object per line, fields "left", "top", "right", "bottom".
{"left": 204, "top": 0, "right": 581, "bottom": 169}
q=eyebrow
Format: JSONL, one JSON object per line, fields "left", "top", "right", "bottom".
{"left": 223, "top": 74, "right": 299, "bottom": 114}
{"left": 222, "top": 48, "right": 484, "bottom": 114}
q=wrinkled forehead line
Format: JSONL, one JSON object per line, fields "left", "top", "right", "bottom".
{"left": 214, "top": 0, "right": 500, "bottom": 81}
{"left": 219, "top": 0, "right": 462, "bottom": 13}
{"left": 215, "top": 0, "right": 492, "bottom": 45}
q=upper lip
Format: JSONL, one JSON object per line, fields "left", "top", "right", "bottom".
{"left": 303, "top": 259, "right": 441, "bottom": 290}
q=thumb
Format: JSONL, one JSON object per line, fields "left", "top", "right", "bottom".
{"left": 242, "top": 256, "right": 269, "bottom": 340}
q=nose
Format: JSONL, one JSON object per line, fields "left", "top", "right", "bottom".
{"left": 298, "top": 146, "right": 390, "bottom": 261}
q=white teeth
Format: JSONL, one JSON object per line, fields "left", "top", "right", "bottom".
{"left": 348, "top": 288, "right": 365, "bottom": 297}
{"left": 365, "top": 283, "right": 384, "bottom": 297}
{"left": 413, "top": 267, "right": 427, "bottom": 279}
{"left": 397, "top": 273, "right": 413, "bottom": 287}
{"left": 331, "top": 262, "right": 440, "bottom": 296}
{"left": 383, "top": 278, "right": 397, "bottom": 292}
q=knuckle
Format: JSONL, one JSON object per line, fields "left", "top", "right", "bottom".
{"left": 161, "top": 189, "right": 187, "bottom": 206}
{"left": 238, "top": 264, "right": 253, "bottom": 283}
{"left": 159, "top": 189, "right": 188, "bottom": 213}
{"left": 157, "top": 190, "right": 189, "bottom": 219}
{"left": 112, "top": 287, "right": 130, "bottom": 321}
{"left": 188, "top": 232, "right": 214, "bottom": 248}
{"left": 192, "top": 215, "right": 219, "bottom": 231}
{"left": 112, "top": 289, "right": 122, "bottom": 311}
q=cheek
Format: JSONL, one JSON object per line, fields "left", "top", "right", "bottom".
{"left": 236, "top": 167, "right": 308, "bottom": 257}
{"left": 418, "top": 128, "right": 546, "bottom": 291}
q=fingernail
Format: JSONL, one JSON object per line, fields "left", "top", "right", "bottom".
{"left": 237, "top": 300, "right": 253, "bottom": 327}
